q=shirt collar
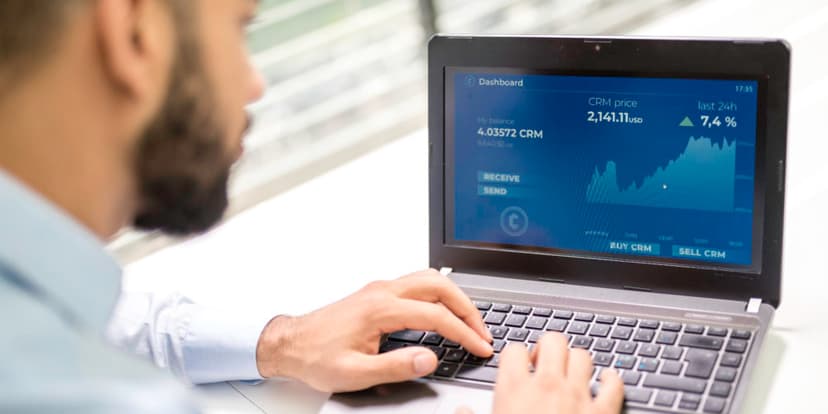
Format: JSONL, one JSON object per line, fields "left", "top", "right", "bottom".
{"left": 0, "top": 169, "right": 122, "bottom": 333}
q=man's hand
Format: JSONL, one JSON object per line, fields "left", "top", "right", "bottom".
{"left": 458, "top": 333, "right": 624, "bottom": 414}
{"left": 255, "top": 269, "right": 493, "bottom": 392}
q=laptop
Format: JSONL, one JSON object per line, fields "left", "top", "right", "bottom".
{"left": 322, "top": 35, "right": 790, "bottom": 414}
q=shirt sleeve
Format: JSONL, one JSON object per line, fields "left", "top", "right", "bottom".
{"left": 105, "top": 291, "right": 272, "bottom": 384}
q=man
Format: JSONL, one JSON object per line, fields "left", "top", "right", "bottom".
{"left": 0, "top": 1, "right": 623, "bottom": 413}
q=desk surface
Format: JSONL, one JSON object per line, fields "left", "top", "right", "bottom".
{"left": 124, "top": 0, "right": 828, "bottom": 412}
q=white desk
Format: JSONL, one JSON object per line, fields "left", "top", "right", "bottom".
{"left": 123, "top": 0, "right": 828, "bottom": 411}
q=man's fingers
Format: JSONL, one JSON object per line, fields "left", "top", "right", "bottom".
{"left": 393, "top": 270, "right": 491, "bottom": 342}
{"left": 352, "top": 346, "right": 438, "bottom": 388}
{"left": 532, "top": 332, "right": 569, "bottom": 380}
{"left": 387, "top": 299, "right": 493, "bottom": 357}
{"left": 594, "top": 368, "right": 625, "bottom": 413}
{"left": 496, "top": 343, "right": 530, "bottom": 391}
{"left": 567, "top": 348, "right": 594, "bottom": 386}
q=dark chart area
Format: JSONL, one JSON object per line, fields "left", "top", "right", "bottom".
{"left": 450, "top": 69, "right": 759, "bottom": 267}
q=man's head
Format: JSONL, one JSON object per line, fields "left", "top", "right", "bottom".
{"left": 0, "top": 0, "right": 264, "bottom": 237}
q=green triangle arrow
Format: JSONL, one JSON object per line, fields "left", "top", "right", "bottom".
{"left": 679, "top": 116, "right": 695, "bottom": 127}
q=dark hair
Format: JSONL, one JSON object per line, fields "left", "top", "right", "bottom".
{"left": 0, "top": 1, "right": 86, "bottom": 87}
{"left": 0, "top": 0, "right": 189, "bottom": 92}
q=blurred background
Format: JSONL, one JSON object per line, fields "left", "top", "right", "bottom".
{"left": 110, "top": 0, "right": 827, "bottom": 261}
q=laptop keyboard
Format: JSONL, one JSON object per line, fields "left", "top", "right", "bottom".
{"left": 380, "top": 301, "right": 755, "bottom": 414}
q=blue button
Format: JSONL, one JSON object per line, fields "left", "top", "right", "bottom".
{"left": 607, "top": 241, "right": 661, "bottom": 255}
{"left": 672, "top": 245, "right": 729, "bottom": 261}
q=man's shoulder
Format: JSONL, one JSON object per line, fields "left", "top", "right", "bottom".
{"left": 0, "top": 277, "right": 198, "bottom": 413}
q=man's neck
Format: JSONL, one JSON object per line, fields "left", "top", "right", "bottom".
{"left": 0, "top": 68, "right": 135, "bottom": 241}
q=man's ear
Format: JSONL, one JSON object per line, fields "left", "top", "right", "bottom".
{"left": 94, "top": 0, "right": 173, "bottom": 100}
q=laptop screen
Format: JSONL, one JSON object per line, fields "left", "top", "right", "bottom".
{"left": 444, "top": 67, "right": 763, "bottom": 272}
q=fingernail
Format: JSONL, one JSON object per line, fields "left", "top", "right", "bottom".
{"left": 481, "top": 339, "right": 494, "bottom": 354}
{"left": 413, "top": 353, "right": 434, "bottom": 376}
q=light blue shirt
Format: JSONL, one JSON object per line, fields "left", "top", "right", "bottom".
{"left": 0, "top": 169, "right": 269, "bottom": 412}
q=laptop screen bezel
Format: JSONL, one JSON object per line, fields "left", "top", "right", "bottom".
{"left": 428, "top": 36, "right": 789, "bottom": 308}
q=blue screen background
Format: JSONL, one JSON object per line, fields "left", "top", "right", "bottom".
{"left": 449, "top": 69, "right": 759, "bottom": 267}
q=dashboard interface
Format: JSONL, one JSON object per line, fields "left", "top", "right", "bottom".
{"left": 445, "top": 67, "right": 763, "bottom": 270}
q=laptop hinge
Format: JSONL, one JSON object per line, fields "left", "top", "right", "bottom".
{"left": 746, "top": 297, "right": 762, "bottom": 313}
{"left": 439, "top": 267, "right": 453, "bottom": 276}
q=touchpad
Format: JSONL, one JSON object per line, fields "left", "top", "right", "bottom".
{"left": 320, "top": 381, "right": 492, "bottom": 414}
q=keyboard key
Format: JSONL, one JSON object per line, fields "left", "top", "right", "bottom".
{"left": 422, "top": 332, "right": 443, "bottom": 346}
{"left": 492, "top": 339, "right": 507, "bottom": 352}
{"left": 593, "top": 338, "right": 615, "bottom": 352}
{"left": 505, "top": 314, "right": 527, "bottom": 327}
{"left": 624, "top": 387, "right": 652, "bottom": 404}
{"left": 567, "top": 321, "right": 589, "bottom": 335}
{"left": 622, "top": 370, "right": 642, "bottom": 385}
{"left": 684, "top": 348, "right": 718, "bottom": 379}
{"left": 456, "top": 365, "right": 498, "bottom": 383}
{"left": 715, "top": 367, "right": 737, "bottom": 382}
{"left": 662, "top": 322, "right": 682, "bottom": 332}
{"left": 546, "top": 319, "right": 568, "bottom": 332}
{"left": 704, "top": 396, "right": 727, "bottom": 413}
{"left": 596, "top": 315, "right": 616, "bottom": 324}
{"left": 616, "top": 341, "right": 637, "bottom": 354}
{"left": 492, "top": 303, "right": 512, "bottom": 312}
{"left": 593, "top": 352, "right": 613, "bottom": 367}
{"left": 443, "top": 339, "right": 460, "bottom": 348}
{"left": 656, "top": 331, "right": 678, "bottom": 345}
{"left": 614, "top": 355, "right": 637, "bottom": 369}
{"left": 513, "top": 305, "right": 532, "bottom": 315}
{"left": 654, "top": 390, "right": 677, "bottom": 407}
{"left": 572, "top": 336, "right": 593, "bottom": 349}
{"left": 710, "top": 381, "right": 732, "bottom": 397}
{"left": 525, "top": 316, "right": 548, "bottom": 330}
{"left": 678, "top": 392, "right": 702, "bottom": 410}
{"left": 618, "top": 317, "right": 638, "bottom": 327}
{"left": 726, "top": 339, "right": 748, "bottom": 353}
{"left": 464, "top": 354, "right": 488, "bottom": 365}
{"left": 380, "top": 341, "right": 407, "bottom": 353}
{"left": 639, "top": 319, "right": 660, "bottom": 329}
{"left": 554, "top": 310, "right": 574, "bottom": 320}
{"left": 638, "top": 344, "right": 660, "bottom": 357}
{"left": 444, "top": 349, "right": 466, "bottom": 362}
{"left": 428, "top": 346, "right": 445, "bottom": 359}
{"left": 661, "top": 346, "right": 683, "bottom": 360}
{"left": 611, "top": 326, "right": 633, "bottom": 340}
{"left": 707, "top": 327, "right": 728, "bottom": 337}
{"left": 574, "top": 312, "right": 595, "bottom": 322}
{"left": 490, "top": 326, "right": 509, "bottom": 339}
{"left": 533, "top": 307, "right": 553, "bottom": 317}
{"left": 679, "top": 334, "right": 724, "bottom": 350}
{"left": 434, "top": 362, "right": 459, "bottom": 377}
{"left": 660, "top": 360, "right": 682, "bottom": 375}
{"left": 589, "top": 324, "right": 611, "bottom": 337}
{"left": 721, "top": 352, "right": 743, "bottom": 367}
{"left": 528, "top": 331, "right": 544, "bottom": 343}
{"left": 485, "top": 312, "right": 507, "bottom": 325}
{"left": 485, "top": 353, "right": 501, "bottom": 367}
{"left": 637, "top": 358, "right": 659, "bottom": 372}
{"left": 474, "top": 301, "right": 492, "bottom": 311}
{"left": 388, "top": 330, "right": 425, "bottom": 343}
{"left": 633, "top": 329, "right": 655, "bottom": 342}
{"left": 508, "top": 328, "right": 530, "bottom": 342}
{"left": 643, "top": 374, "right": 707, "bottom": 394}
{"left": 731, "top": 329, "right": 752, "bottom": 339}
{"left": 685, "top": 324, "right": 705, "bottom": 334}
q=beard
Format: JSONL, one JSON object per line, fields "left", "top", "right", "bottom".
{"left": 131, "top": 33, "right": 242, "bottom": 236}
